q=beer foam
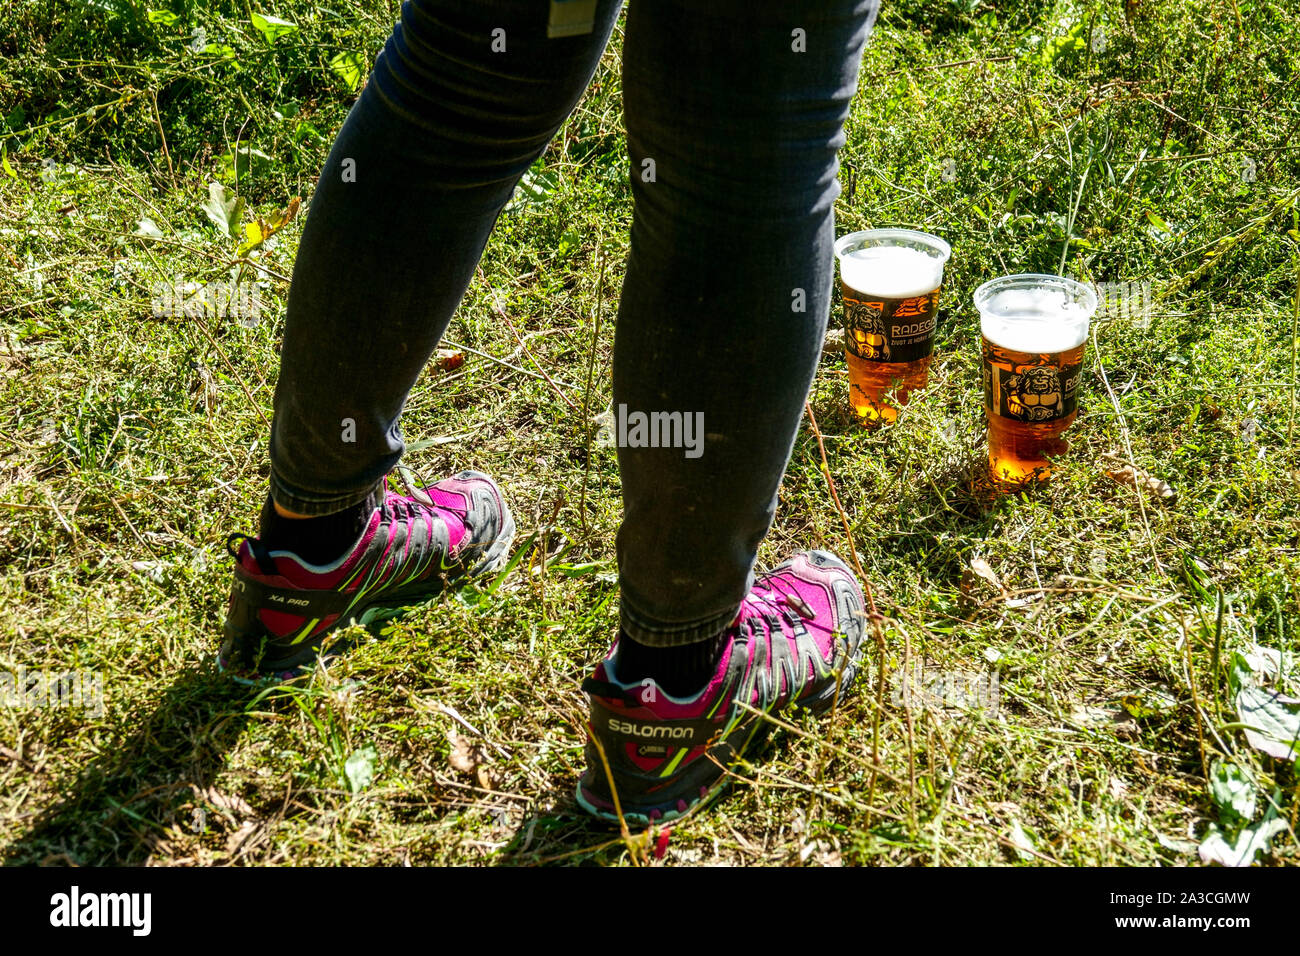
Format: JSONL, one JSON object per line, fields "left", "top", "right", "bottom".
{"left": 839, "top": 245, "right": 943, "bottom": 299}
{"left": 983, "top": 318, "right": 1086, "bottom": 353}
{"left": 980, "top": 287, "right": 1088, "bottom": 352}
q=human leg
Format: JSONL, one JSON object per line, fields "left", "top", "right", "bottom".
{"left": 221, "top": 0, "right": 624, "bottom": 678}
{"left": 579, "top": 0, "right": 880, "bottom": 821}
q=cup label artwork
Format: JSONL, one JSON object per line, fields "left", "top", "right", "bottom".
{"left": 983, "top": 352, "right": 1082, "bottom": 423}
{"left": 842, "top": 288, "right": 939, "bottom": 364}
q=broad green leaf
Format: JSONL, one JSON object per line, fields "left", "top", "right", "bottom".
{"left": 217, "top": 146, "right": 273, "bottom": 183}
{"left": 1144, "top": 208, "right": 1174, "bottom": 242}
{"left": 1238, "top": 643, "right": 1283, "bottom": 682}
{"left": 200, "top": 181, "right": 242, "bottom": 237}
{"left": 1199, "top": 817, "right": 1287, "bottom": 867}
{"left": 133, "top": 217, "right": 163, "bottom": 239}
{"left": 1, "top": 147, "right": 19, "bottom": 180}
{"left": 1155, "top": 831, "right": 1199, "bottom": 855}
{"left": 251, "top": 12, "right": 298, "bottom": 43}
{"left": 1235, "top": 684, "right": 1300, "bottom": 760}
{"left": 236, "top": 220, "right": 265, "bottom": 256}
{"left": 329, "top": 51, "right": 365, "bottom": 92}
{"left": 344, "top": 744, "right": 378, "bottom": 793}
{"left": 1208, "top": 760, "right": 1256, "bottom": 823}
{"left": 556, "top": 226, "right": 580, "bottom": 259}
{"left": 147, "top": 9, "right": 179, "bottom": 25}
{"left": 1007, "top": 819, "right": 1036, "bottom": 861}
{"left": 505, "top": 161, "right": 559, "bottom": 212}
{"left": 1228, "top": 649, "right": 1256, "bottom": 694}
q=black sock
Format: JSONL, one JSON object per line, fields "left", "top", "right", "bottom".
{"left": 258, "top": 485, "right": 383, "bottom": 565}
{"left": 612, "top": 630, "right": 727, "bottom": 698}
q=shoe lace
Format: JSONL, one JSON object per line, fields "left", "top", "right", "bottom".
{"left": 378, "top": 464, "right": 437, "bottom": 524}
{"left": 737, "top": 576, "right": 819, "bottom": 702}
{"left": 758, "top": 575, "right": 816, "bottom": 625}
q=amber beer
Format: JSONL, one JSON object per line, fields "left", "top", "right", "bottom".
{"left": 975, "top": 275, "right": 1098, "bottom": 483}
{"left": 834, "top": 229, "right": 952, "bottom": 423}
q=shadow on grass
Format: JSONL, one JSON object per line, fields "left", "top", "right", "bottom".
{"left": 491, "top": 795, "right": 627, "bottom": 867}
{"left": 491, "top": 735, "right": 791, "bottom": 866}
{"left": 2, "top": 664, "right": 258, "bottom": 866}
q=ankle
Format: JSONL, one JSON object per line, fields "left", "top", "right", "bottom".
{"left": 612, "top": 630, "right": 727, "bottom": 698}
{"left": 273, "top": 501, "right": 313, "bottom": 520}
{"left": 258, "top": 486, "right": 383, "bottom": 564}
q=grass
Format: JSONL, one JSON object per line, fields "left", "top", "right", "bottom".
{"left": 1, "top": 0, "right": 1298, "bottom": 866}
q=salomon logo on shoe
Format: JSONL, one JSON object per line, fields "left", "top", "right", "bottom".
{"left": 608, "top": 718, "right": 695, "bottom": 741}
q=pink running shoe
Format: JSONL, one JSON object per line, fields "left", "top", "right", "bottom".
{"left": 219, "top": 469, "right": 515, "bottom": 681}
{"left": 577, "top": 550, "right": 866, "bottom": 824}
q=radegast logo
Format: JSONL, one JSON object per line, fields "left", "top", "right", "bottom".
{"left": 49, "top": 886, "right": 151, "bottom": 936}
{"left": 594, "top": 404, "right": 705, "bottom": 459}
